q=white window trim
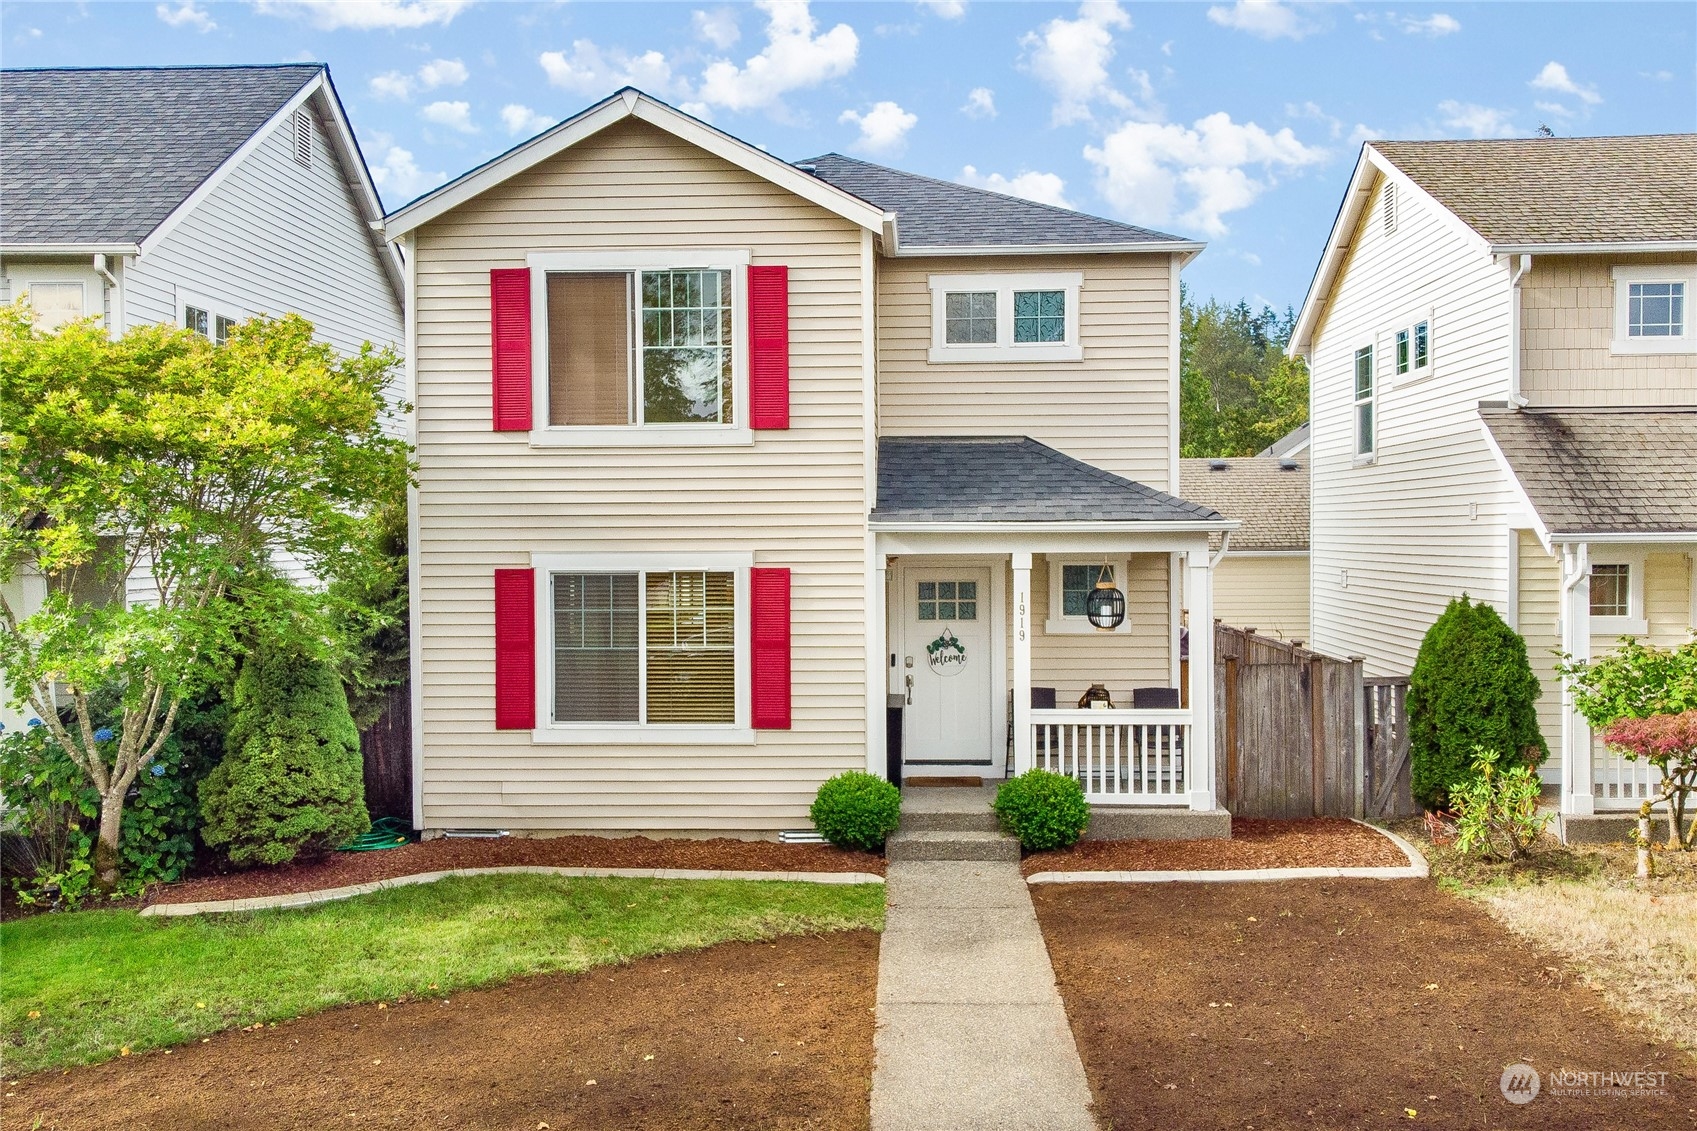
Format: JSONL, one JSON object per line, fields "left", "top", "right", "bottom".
{"left": 529, "top": 551, "right": 755, "bottom": 745}
{"left": 1388, "top": 309, "right": 1434, "bottom": 388}
{"left": 1588, "top": 552, "right": 1648, "bottom": 636}
{"left": 175, "top": 288, "right": 244, "bottom": 342}
{"left": 926, "top": 271, "right": 1084, "bottom": 363}
{"left": 1352, "top": 341, "right": 1377, "bottom": 465}
{"left": 21, "top": 279, "right": 87, "bottom": 330}
{"left": 1610, "top": 265, "right": 1697, "bottom": 355}
{"left": 1044, "top": 556, "right": 1132, "bottom": 635}
{"left": 527, "top": 250, "right": 755, "bottom": 447}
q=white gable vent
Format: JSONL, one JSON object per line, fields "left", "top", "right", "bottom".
{"left": 1381, "top": 181, "right": 1397, "bottom": 234}
{"left": 291, "top": 109, "right": 313, "bottom": 166}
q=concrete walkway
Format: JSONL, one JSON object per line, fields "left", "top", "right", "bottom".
{"left": 871, "top": 793, "right": 1096, "bottom": 1129}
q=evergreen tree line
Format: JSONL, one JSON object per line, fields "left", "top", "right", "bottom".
{"left": 1180, "top": 287, "right": 1310, "bottom": 458}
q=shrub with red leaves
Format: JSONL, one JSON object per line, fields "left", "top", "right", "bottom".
{"left": 1599, "top": 710, "right": 1697, "bottom": 850}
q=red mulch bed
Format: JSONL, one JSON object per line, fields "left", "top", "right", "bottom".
{"left": 146, "top": 835, "right": 883, "bottom": 907}
{"left": 1021, "top": 818, "right": 1409, "bottom": 875}
{"left": 1035, "top": 880, "right": 1696, "bottom": 1130}
{"left": 5, "top": 931, "right": 880, "bottom": 1131}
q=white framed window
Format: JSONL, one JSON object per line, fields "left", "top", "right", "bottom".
{"left": 1352, "top": 343, "right": 1376, "bottom": 461}
{"left": 176, "top": 290, "right": 242, "bottom": 345}
{"left": 21, "top": 281, "right": 86, "bottom": 331}
{"left": 531, "top": 552, "right": 754, "bottom": 744}
{"left": 1391, "top": 314, "right": 1432, "bottom": 384}
{"left": 1045, "top": 557, "right": 1130, "bottom": 635}
{"left": 1588, "top": 554, "right": 1647, "bottom": 635}
{"left": 1611, "top": 265, "right": 1696, "bottom": 355}
{"left": 528, "top": 250, "right": 752, "bottom": 447}
{"left": 927, "top": 271, "right": 1083, "bottom": 363}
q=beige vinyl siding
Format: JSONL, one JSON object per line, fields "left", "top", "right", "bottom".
{"left": 1027, "top": 554, "right": 1173, "bottom": 704}
{"left": 412, "top": 118, "right": 868, "bottom": 831}
{"left": 1638, "top": 551, "right": 1695, "bottom": 646}
{"left": 876, "top": 254, "right": 1177, "bottom": 489}
{"left": 1520, "top": 254, "right": 1697, "bottom": 408}
{"left": 1212, "top": 553, "right": 1309, "bottom": 643}
{"left": 1515, "top": 532, "right": 1564, "bottom": 780}
{"left": 1308, "top": 174, "right": 1517, "bottom": 676}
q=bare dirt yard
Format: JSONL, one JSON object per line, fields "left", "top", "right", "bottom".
{"left": 1023, "top": 817, "right": 1407, "bottom": 875}
{"left": 4, "top": 931, "right": 879, "bottom": 1131}
{"left": 1034, "top": 879, "right": 1695, "bottom": 1131}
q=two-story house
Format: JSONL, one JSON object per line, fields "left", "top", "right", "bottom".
{"left": 1291, "top": 135, "right": 1697, "bottom": 839}
{"left": 384, "top": 88, "right": 1234, "bottom": 838}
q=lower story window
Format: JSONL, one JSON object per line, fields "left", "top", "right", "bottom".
{"left": 1588, "top": 563, "right": 1630, "bottom": 618}
{"left": 552, "top": 569, "right": 735, "bottom": 725}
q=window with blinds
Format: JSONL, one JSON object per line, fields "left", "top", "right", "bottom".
{"left": 550, "top": 569, "right": 735, "bottom": 725}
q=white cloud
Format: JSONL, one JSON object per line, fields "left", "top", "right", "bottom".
{"left": 692, "top": 7, "right": 740, "bottom": 49}
{"left": 961, "top": 86, "right": 996, "bottom": 119}
{"left": 1534, "top": 100, "right": 1576, "bottom": 122}
{"left": 1530, "top": 60, "right": 1601, "bottom": 105}
{"left": 501, "top": 103, "right": 554, "bottom": 136}
{"left": 958, "top": 166, "right": 1072, "bottom": 209}
{"left": 1286, "top": 99, "right": 1341, "bottom": 139}
{"left": 920, "top": 0, "right": 967, "bottom": 18}
{"left": 370, "top": 71, "right": 414, "bottom": 100}
{"left": 697, "top": 0, "right": 858, "bottom": 115}
{"left": 1084, "top": 112, "right": 1326, "bottom": 236}
{"left": 1206, "top": 2, "right": 1316, "bottom": 41}
{"left": 157, "top": 1, "right": 215, "bottom": 31}
{"left": 253, "top": 0, "right": 471, "bottom": 31}
{"left": 367, "top": 134, "right": 446, "bottom": 204}
{"left": 1019, "top": 1, "right": 1140, "bottom": 126}
{"left": 1640, "top": 69, "right": 1673, "bottom": 82}
{"left": 1401, "top": 12, "right": 1459, "bottom": 35}
{"left": 840, "top": 101, "right": 918, "bottom": 154}
{"left": 420, "top": 100, "right": 477, "bottom": 133}
{"left": 418, "top": 58, "right": 468, "bottom": 88}
{"left": 539, "top": 41, "right": 679, "bottom": 97}
{"left": 1437, "top": 100, "right": 1519, "bottom": 138}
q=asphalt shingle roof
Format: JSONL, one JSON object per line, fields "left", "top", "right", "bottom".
{"left": 0, "top": 64, "right": 323, "bottom": 246}
{"left": 1178, "top": 457, "right": 1309, "bottom": 552}
{"left": 1480, "top": 406, "right": 1697, "bottom": 536}
{"left": 1372, "top": 135, "right": 1697, "bottom": 246}
{"left": 872, "top": 436, "right": 1226, "bottom": 525}
{"left": 799, "top": 153, "right": 1193, "bottom": 250}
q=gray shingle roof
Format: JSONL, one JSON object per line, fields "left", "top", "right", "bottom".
{"left": 1480, "top": 406, "right": 1697, "bottom": 536}
{"left": 873, "top": 436, "right": 1226, "bottom": 525}
{"left": 1178, "top": 457, "right": 1309, "bottom": 552}
{"left": 799, "top": 153, "right": 1194, "bottom": 250}
{"left": 1257, "top": 421, "right": 1310, "bottom": 458}
{"left": 0, "top": 64, "right": 323, "bottom": 246}
{"left": 1372, "top": 135, "right": 1697, "bottom": 246}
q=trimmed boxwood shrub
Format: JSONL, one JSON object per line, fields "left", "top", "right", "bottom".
{"left": 1407, "top": 595, "right": 1548, "bottom": 811}
{"left": 199, "top": 645, "right": 370, "bottom": 867}
{"left": 810, "top": 771, "right": 901, "bottom": 852}
{"left": 993, "top": 769, "right": 1090, "bottom": 851}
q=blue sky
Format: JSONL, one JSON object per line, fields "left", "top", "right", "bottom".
{"left": 5, "top": 1, "right": 1693, "bottom": 310}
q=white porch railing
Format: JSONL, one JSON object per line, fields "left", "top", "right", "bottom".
{"left": 1030, "top": 708, "right": 1192, "bottom": 805}
{"left": 1592, "top": 740, "right": 1663, "bottom": 810}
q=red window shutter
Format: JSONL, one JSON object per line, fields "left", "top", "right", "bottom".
{"left": 750, "top": 567, "right": 792, "bottom": 729}
{"left": 493, "top": 568, "right": 536, "bottom": 730}
{"left": 490, "top": 268, "right": 532, "bottom": 431}
{"left": 747, "top": 265, "right": 789, "bottom": 429}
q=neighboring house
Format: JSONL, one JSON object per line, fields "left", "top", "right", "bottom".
{"left": 384, "top": 88, "right": 1234, "bottom": 837}
{"left": 1291, "top": 134, "right": 1696, "bottom": 836}
{"left": 1179, "top": 447, "right": 1310, "bottom": 643}
{"left": 1257, "top": 421, "right": 1310, "bottom": 458}
{"left": 0, "top": 64, "right": 405, "bottom": 733}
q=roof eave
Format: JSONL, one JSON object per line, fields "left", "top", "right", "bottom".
{"left": 885, "top": 240, "right": 1205, "bottom": 258}
{"left": 868, "top": 518, "right": 1240, "bottom": 534}
{"left": 0, "top": 242, "right": 141, "bottom": 256}
{"left": 1290, "top": 146, "right": 1377, "bottom": 357}
{"left": 1489, "top": 239, "right": 1697, "bottom": 255}
{"left": 1549, "top": 530, "right": 1697, "bottom": 544}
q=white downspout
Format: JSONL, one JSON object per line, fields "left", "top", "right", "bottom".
{"left": 1559, "top": 542, "right": 1594, "bottom": 822}
{"left": 1209, "top": 530, "right": 1233, "bottom": 570}
{"left": 92, "top": 253, "right": 120, "bottom": 337}
{"left": 1508, "top": 254, "right": 1532, "bottom": 408}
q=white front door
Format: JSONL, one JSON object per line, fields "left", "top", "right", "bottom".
{"left": 900, "top": 566, "right": 995, "bottom": 774}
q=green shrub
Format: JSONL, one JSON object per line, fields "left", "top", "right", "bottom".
{"left": 0, "top": 721, "right": 96, "bottom": 908}
{"left": 199, "top": 645, "right": 369, "bottom": 867}
{"left": 809, "top": 771, "right": 901, "bottom": 851}
{"left": 1452, "top": 747, "right": 1552, "bottom": 861}
{"left": 1407, "top": 596, "right": 1547, "bottom": 811}
{"left": 993, "top": 769, "right": 1090, "bottom": 851}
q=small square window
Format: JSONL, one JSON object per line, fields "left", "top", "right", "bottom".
{"left": 1589, "top": 564, "right": 1630, "bottom": 618}
{"left": 1013, "top": 290, "right": 1065, "bottom": 343}
{"left": 945, "top": 291, "right": 997, "bottom": 344}
{"left": 918, "top": 582, "right": 936, "bottom": 600}
{"left": 1629, "top": 281, "right": 1685, "bottom": 338}
{"left": 1061, "top": 564, "right": 1112, "bottom": 618}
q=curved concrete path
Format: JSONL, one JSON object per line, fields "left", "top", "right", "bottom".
{"left": 871, "top": 859, "right": 1096, "bottom": 1131}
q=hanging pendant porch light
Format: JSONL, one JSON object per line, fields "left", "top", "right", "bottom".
{"left": 1085, "top": 564, "right": 1126, "bottom": 631}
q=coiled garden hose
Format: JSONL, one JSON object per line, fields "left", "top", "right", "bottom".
{"left": 337, "top": 816, "right": 414, "bottom": 852}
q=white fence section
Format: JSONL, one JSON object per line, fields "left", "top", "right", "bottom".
{"left": 1592, "top": 740, "right": 1663, "bottom": 810}
{"left": 1030, "top": 708, "right": 1193, "bottom": 806}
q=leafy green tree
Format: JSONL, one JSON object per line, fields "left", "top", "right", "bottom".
{"left": 1179, "top": 290, "right": 1310, "bottom": 457}
{"left": 0, "top": 306, "right": 407, "bottom": 889}
{"left": 328, "top": 499, "right": 411, "bottom": 732}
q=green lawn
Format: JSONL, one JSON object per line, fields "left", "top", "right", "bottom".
{"left": 1, "top": 873, "right": 884, "bottom": 1077}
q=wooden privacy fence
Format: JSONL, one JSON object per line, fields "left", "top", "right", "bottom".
{"left": 360, "top": 680, "right": 414, "bottom": 823}
{"left": 1213, "top": 623, "right": 1415, "bottom": 820}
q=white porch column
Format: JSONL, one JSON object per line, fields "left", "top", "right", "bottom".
{"left": 1185, "top": 547, "right": 1217, "bottom": 811}
{"left": 1012, "top": 551, "right": 1033, "bottom": 775}
{"left": 867, "top": 548, "right": 889, "bottom": 777}
{"left": 1559, "top": 542, "right": 1595, "bottom": 816}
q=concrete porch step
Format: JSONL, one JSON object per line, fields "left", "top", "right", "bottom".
{"left": 898, "top": 807, "right": 1002, "bottom": 833}
{"left": 886, "top": 829, "right": 1020, "bottom": 863}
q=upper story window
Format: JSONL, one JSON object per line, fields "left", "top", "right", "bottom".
{"left": 177, "top": 290, "right": 241, "bottom": 345}
{"left": 527, "top": 251, "right": 753, "bottom": 445}
{"left": 22, "top": 281, "right": 86, "bottom": 331}
{"left": 1353, "top": 344, "right": 1376, "bottom": 460}
{"left": 1611, "top": 265, "right": 1697, "bottom": 355}
{"left": 1393, "top": 316, "right": 1431, "bottom": 382}
{"left": 928, "top": 272, "right": 1083, "bottom": 363}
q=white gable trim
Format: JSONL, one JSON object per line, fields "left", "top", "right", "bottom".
{"left": 1477, "top": 414, "right": 1552, "bottom": 552}
{"left": 382, "top": 89, "right": 892, "bottom": 240}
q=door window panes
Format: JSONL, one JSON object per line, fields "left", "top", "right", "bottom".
{"left": 917, "top": 579, "right": 978, "bottom": 621}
